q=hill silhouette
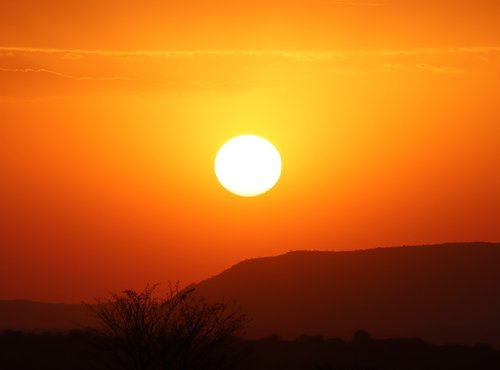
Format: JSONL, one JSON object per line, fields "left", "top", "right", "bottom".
{"left": 0, "top": 300, "right": 95, "bottom": 332}
{"left": 1, "top": 242, "right": 500, "bottom": 348}
{"left": 194, "top": 242, "right": 500, "bottom": 346}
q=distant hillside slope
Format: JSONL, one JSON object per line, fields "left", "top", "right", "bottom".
{"left": 0, "top": 300, "right": 95, "bottom": 331}
{"left": 194, "top": 242, "right": 500, "bottom": 346}
{"left": 2, "top": 243, "right": 500, "bottom": 347}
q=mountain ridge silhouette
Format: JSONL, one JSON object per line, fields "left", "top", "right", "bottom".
{"left": 193, "top": 242, "right": 500, "bottom": 346}
{"left": 2, "top": 242, "right": 500, "bottom": 347}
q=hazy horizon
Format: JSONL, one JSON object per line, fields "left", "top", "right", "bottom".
{"left": 1, "top": 241, "right": 499, "bottom": 303}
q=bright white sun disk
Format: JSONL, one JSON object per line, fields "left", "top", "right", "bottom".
{"left": 215, "top": 135, "right": 282, "bottom": 197}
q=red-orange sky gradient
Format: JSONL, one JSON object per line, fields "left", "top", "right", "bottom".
{"left": 1, "top": 0, "right": 499, "bottom": 302}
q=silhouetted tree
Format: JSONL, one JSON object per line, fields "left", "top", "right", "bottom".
{"left": 352, "top": 330, "right": 372, "bottom": 346}
{"left": 89, "top": 284, "right": 247, "bottom": 370}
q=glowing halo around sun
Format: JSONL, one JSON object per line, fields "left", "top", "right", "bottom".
{"left": 215, "top": 135, "right": 282, "bottom": 197}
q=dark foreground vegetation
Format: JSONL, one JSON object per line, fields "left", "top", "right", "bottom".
{"left": 1, "top": 329, "right": 500, "bottom": 370}
{"left": 3, "top": 283, "right": 500, "bottom": 370}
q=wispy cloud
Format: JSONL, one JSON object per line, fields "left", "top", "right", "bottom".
{"left": 1, "top": 46, "right": 500, "bottom": 62}
{"left": 0, "top": 67, "right": 257, "bottom": 89}
{"left": 0, "top": 45, "right": 494, "bottom": 100}
{"left": 475, "top": 55, "right": 489, "bottom": 62}
{"left": 61, "top": 53, "right": 85, "bottom": 60}
{"left": 416, "top": 64, "right": 468, "bottom": 75}
{"left": 321, "top": 0, "right": 386, "bottom": 6}
{"left": 0, "top": 46, "right": 346, "bottom": 62}
{"left": 379, "top": 63, "right": 470, "bottom": 74}
{"left": 361, "top": 47, "right": 500, "bottom": 57}
{"left": 0, "top": 94, "right": 125, "bottom": 104}
{"left": 379, "top": 63, "right": 405, "bottom": 71}
{"left": 0, "top": 67, "right": 133, "bottom": 81}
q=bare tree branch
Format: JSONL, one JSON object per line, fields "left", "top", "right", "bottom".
{"left": 87, "top": 283, "right": 247, "bottom": 370}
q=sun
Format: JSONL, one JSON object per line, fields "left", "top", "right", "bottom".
{"left": 215, "top": 135, "right": 282, "bottom": 197}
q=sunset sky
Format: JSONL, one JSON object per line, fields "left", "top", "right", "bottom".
{"left": 1, "top": 0, "right": 499, "bottom": 302}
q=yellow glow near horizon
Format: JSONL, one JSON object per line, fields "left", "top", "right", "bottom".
{"left": 215, "top": 135, "right": 282, "bottom": 197}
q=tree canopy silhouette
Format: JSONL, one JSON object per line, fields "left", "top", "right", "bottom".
{"left": 89, "top": 284, "right": 247, "bottom": 370}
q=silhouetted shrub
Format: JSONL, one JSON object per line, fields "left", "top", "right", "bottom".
{"left": 88, "top": 284, "right": 247, "bottom": 370}
{"left": 352, "top": 330, "right": 372, "bottom": 345}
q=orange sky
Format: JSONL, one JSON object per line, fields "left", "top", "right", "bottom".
{"left": 1, "top": 0, "right": 499, "bottom": 302}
